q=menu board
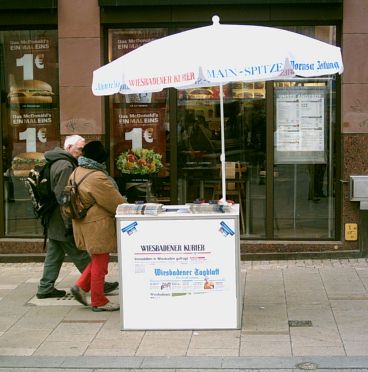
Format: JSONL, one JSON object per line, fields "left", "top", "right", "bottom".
{"left": 274, "top": 87, "right": 327, "bottom": 164}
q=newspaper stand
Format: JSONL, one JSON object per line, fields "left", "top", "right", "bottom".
{"left": 116, "top": 203, "right": 242, "bottom": 330}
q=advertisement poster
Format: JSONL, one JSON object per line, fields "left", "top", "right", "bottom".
{"left": 118, "top": 217, "right": 239, "bottom": 329}
{"left": 110, "top": 29, "right": 168, "bottom": 175}
{"left": 112, "top": 106, "right": 167, "bottom": 165}
{"left": 110, "top": 28, "right": 167, "bottom": 61}
{"left": 3, "top": 30, "right": 59, "bottom": 161}
{"left": 274, "top": 87, "right": 327, "bottom": 164}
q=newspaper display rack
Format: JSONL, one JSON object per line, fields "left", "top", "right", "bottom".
{"left": 116, "top": 203, "right": 241, "bottom": 330}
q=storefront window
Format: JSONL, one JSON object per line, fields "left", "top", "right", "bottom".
{"left": 107, "top": 24, "right": 338, "bottom": 240}
{"left": 177, "top": 83, "right": 266, "bottom": 236}
{"left": 270, "top": 24, "right": 337, "bottom": 239}
{"left": 273, "top": 79, "right": 336, "bottom": 239}
{"left": 108, "top": 29, "right": 170, "bottom": 203}
{"left": 0, "top": 29, "right": 59, "bottom": 236}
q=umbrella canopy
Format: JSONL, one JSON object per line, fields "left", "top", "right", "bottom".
{"left": 92, "top": 16, "right": 343, "bottom": 202}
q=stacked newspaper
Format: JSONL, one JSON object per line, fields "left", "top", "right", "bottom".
{"left": 116, "top": 203, "right": 164, "bottom": 215}
{"left": 186, "top": 203, "right": 232, "bottom": 213}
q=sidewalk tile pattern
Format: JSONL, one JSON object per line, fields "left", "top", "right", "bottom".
{"left": 0, "top": 259, "right": 368, "bottom": 370}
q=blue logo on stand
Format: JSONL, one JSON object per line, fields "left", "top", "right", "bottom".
{"left": 219, "top": 221, "right": 235, "bottom": 237}
{"left": 122, "top": 221, "right": 138, "bottom": 235}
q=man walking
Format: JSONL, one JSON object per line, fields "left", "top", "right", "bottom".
{"left": 36, "top": 135, "right": 118, "bottom": 298}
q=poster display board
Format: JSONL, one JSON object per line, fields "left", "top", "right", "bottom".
{"left": 3, "top": 30, "right": 59, "bottom": 158}
{"left": 116, "top": 211, "right": 241, "bottom": 330}
{"left": 109, "top": 29, "right": 168, "bottom": 177}
{"left": 274, "top": 87, "right": 327, "bottom": 164}
{"left": 1, "top": 30, "right": 59, "bottom": 235}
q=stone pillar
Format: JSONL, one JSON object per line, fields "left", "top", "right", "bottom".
{"left": 342, "top": 0, "right": 368, "bottom": 249}
{"left": 58, "top": 0, "right": 103, "bottom": 136}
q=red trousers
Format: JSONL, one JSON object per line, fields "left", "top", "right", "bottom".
{"left": 76, "top": 253, "right": 110, "bottom": 307}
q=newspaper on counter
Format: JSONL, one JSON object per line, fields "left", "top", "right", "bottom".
{"left": 186, "top": 203, "right": 232, "bottom": 213}
{"left": 116, "top": 203, "right": 164, "bottom": 215}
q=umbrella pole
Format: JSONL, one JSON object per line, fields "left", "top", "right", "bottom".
{"left": 219, "top": 84, "right": 226, "bottom": 203}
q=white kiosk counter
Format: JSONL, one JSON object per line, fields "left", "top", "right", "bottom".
{"left": 116, "top": 204, "right": 242, "bottom": 330}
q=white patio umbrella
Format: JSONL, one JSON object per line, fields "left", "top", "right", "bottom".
{"left": 92, "top": 15, "right": 343, "bottom": 203}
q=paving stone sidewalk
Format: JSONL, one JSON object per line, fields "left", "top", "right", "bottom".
{"left": 1, "top": 258, "right": 368, "bottom": 370}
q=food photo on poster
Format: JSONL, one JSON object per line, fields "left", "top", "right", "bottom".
{"left": 8, "top": 79, "right": 54, "bottom": 106}
{"left": 112, "top": 104, "right": 167, "bottom": 203}
{"left": 116, "top": 148, "right": 163, "bottom": 175}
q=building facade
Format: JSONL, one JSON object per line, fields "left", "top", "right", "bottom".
{"left": 0, "top": 0, "right": 366, "bottom": 259}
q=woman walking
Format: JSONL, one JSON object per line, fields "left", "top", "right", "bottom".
{"left": 70, "top": 141, "right": 125, "bottom": 311}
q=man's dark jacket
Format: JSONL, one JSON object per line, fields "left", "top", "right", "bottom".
{"left": 44, "top": 147, "right": 77, "bottom": 241}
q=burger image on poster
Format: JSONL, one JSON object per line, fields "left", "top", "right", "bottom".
{"left": 11, "top": 152, "right": 45, "bottom": 177}
{"left": 8, "top": 80, "right": 54, "bottom": 104}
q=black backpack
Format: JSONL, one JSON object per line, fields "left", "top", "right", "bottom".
{"left": 25, "top": 158, "right": 74, "bottom": 249}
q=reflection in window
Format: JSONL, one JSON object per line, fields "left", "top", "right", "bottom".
{"left": 177, "top": 83, "right": 267, "bottom": 237}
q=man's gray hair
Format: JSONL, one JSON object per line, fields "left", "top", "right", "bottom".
{"left": 63, "top": 135, "right": 85, "bottom": 150}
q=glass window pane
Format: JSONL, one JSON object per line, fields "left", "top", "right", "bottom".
{"left": 273, "top": 79, "right": 336, "bottom": 239}
{"left": 280, "top": 25, "right": 336, "bottom": 45}
{"left": 1, "top": 29, "right": 59, "bottom": 237}
{"left": 177, "top": 83, "right": 266, "bottom": 237}
{"left": 108, "top": 28, "right": 170, "bottom": 204}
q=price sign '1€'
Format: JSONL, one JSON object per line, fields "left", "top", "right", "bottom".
{"left": 16, "top": 53, "right": 45, "bottom": 80}
{"left": 15, "top": 52, "right": 49, "bottom": 153}
{"left": 125, "top": 127, "right": 154, "bottom": 150}
{"left": 19, "top": 128, "right": 47, "bottom": 152}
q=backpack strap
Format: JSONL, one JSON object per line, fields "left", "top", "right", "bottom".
{"left": 72, "top": 169, "right": 99, "bottom": 210}
{"left": 73, "top": 168, "right": 98, "bottom": 186}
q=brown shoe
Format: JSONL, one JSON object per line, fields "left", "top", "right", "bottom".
{"left": 71, "top": 285, "right": 89, "bottom": 306}
{"left": 92, "top": 301, "right": 120, "bottom": 312}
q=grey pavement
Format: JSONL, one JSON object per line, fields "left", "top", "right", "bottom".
{"left": 2, "top": 259, "right": 368, "bottom": 370}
